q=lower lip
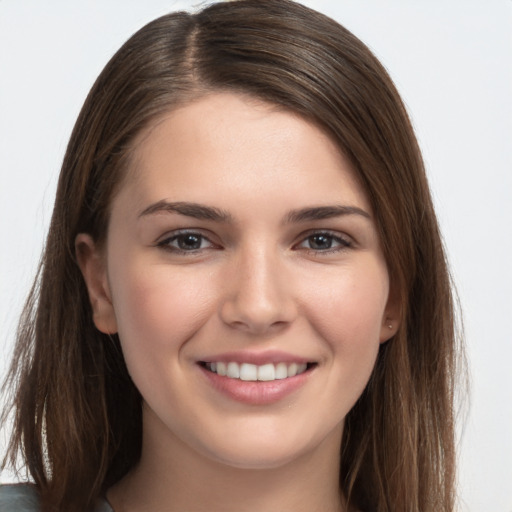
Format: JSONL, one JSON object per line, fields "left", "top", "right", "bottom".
{"left": 199, "top": 365, "right": 313, "bottom": 405}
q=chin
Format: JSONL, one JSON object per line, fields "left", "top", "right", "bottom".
{"left": 195, "top": 423, "right": 342, "bottom": 471}
{"left": 206, "top": 444, "right": 308, "bottom": 470}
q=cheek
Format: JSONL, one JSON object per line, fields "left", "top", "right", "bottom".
{"left": 307, "top": 264, "right": 388, "bottom": 418}
{"left": 108, "top": 260, "right": 214, "bottom": 367}
{"left": 300, "top": 259, "right": 388, "bottom": 369}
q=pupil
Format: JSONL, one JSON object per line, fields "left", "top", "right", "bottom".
{"left": 310, "top": 234, "right": 331, "bottom": 250}
{"left": 179, "top": 234, "right": 201, "bottom": 250}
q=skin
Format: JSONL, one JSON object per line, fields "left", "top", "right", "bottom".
{"left": 77, "top": 93, "right": 399, "bottom": 512}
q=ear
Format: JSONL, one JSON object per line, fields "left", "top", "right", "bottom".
{"left": 75, "top": 233, "right": 118, "bottom": 334}
{"left": 379, "top": 283, "right": 402, "bottom": 343}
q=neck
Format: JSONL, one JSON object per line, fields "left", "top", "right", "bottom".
{"left": 108, "top": 411, "right": 345, "bottom": 512}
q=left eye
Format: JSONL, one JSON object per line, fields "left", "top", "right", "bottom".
{"left": 297, "top": 233, "right": 351, "bottom": 251}
{"left": 159, "top": 232, "right": 213, "bottom": 252}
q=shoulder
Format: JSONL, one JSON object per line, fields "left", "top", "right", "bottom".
{"left": 0, "top": 484, "right": 113, "bottom": 512}
{"left": 0, "top": 484, "right": 39, "bottom": 511}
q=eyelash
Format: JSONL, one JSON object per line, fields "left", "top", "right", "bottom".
{"left": 156, "top": 230, "right": 353, "bottom": 255}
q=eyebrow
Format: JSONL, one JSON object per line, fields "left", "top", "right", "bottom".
{"left": 285, "top": 205, "right": 371, "bottom": 223}
{"left": 138, "top": 201, "right": 233, "bottom": 222}
{"left": 139, "top": 201, "right": 371, "bottom": 224}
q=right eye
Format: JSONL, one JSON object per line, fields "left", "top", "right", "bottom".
{"left": 157, "top": 231, "right": 215, "bottom": 253}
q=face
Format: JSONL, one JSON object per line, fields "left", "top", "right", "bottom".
{"left": 77, "top": 93, "right": 398, "bottom": 470}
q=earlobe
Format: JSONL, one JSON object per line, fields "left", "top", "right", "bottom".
{"left": 379, "top": 286, "right": 402, "bottom": 343}
{"left": 75, "top": 233, "right": 118, "bottom": 334}
{"left": 379, "top": 316, "right": 399, "bottom": 343}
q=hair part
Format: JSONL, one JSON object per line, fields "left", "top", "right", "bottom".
{"left": 1, "top": 2, "right": 462, "bottom": 511}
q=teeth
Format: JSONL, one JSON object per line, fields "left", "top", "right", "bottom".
{"left": 227, "top": 362, "right": 240, "bottom": 378}
{"left": 216, "top": 362, "right": 227, "bottom": 376}
{"left": 206, "top": 361, "right": 309, "bottom": 381}
{"left": 240, "top": 363, "right": 258, "bottom": 381}
{"left": 275, "top": 362, "right": 288, "bottom": 379}
{"left": 257, "top": 363, "right": 275, "bottom": 381}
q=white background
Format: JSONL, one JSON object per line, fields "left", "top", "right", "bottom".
{"left": 1, "top": 1, "right": 511, "bottom": 510}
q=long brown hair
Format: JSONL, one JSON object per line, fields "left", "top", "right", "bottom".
{"left": 1, "top": 1, "right": 462, "bottom": 510}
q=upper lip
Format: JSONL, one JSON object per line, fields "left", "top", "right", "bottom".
{"left": 198, "top": 350, "right": 314, "bottom": 366}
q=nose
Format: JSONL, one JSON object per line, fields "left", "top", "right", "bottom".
{"left": 219, "top": 245, "right": 297, "bottom": 335}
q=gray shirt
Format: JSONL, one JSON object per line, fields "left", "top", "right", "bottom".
{"left": 0, "top": 484, "right": 113, "bottom": 511}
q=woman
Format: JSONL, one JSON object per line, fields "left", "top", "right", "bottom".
{"left": 0, "top": 1, "right": 460, "bottom": 510}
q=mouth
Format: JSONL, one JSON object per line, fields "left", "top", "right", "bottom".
{"left": 199, "top": 361, "right": 316, "bottom": 382}
{"left": 197, "top": 355, "right": 317, "bottom": 404}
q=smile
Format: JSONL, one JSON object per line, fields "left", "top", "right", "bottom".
{"left": 202, "top": 361, "right": 310, "bottom": 381}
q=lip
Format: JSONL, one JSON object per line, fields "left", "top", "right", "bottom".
{"left": 197, "top": 350, "right": 316, "bottom": 405}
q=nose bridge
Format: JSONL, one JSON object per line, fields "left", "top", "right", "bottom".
{"left": 220, "top": 240, "right": 295, "bottom": 333}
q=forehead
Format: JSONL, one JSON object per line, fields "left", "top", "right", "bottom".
{"left": 115, "top": 92, "right": 370, "bottom": 218}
